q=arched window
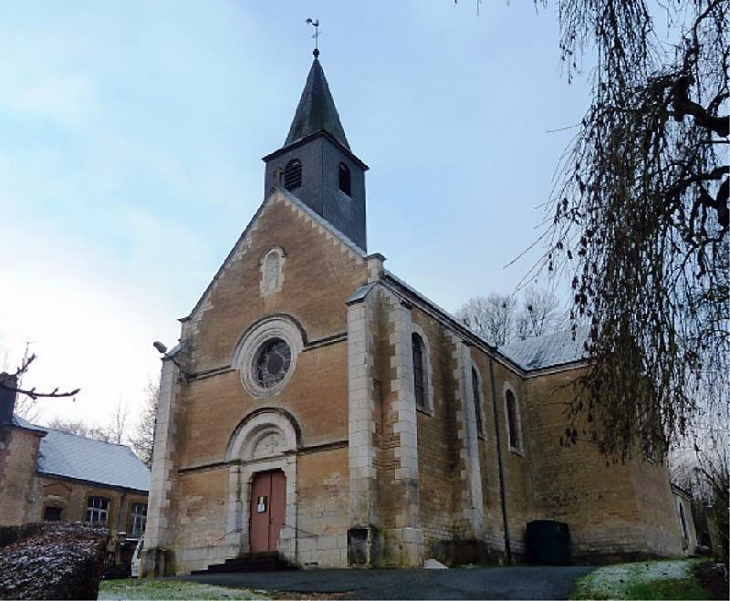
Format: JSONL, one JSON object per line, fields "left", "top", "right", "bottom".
{"left": 506, "top": 389, "right": 522, "bottom": 451}
{"left": 284, "top": 159, "right": 302, "bottom": 190}
{"left": 678, "top": 500, "right": 689, "bottom": 542}
{"left": 338, "top": 162, "right": 351, "bottom": 196}
{"left": 412, "top": 333, "right": 426, "bottom": 410}
{"left": 472, "top": 367, "right": 484, "bottom": 435}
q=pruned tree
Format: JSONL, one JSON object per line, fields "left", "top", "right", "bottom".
{"left": 514, "top": 286, "right": 563, "bottom": 340}
{"left": 0, "top": 354, "right": 80, "bottom": 401}
{"left": 456, "top": 293, "right": 516, "bottom": 346}
{"left": 523, "top": 0, "right": 730, "bottom": 459}
{"left": 129, "top": 383, "right": 159, "bottom": 468}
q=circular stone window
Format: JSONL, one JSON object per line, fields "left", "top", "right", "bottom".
{"left": 232, "top": 317, "right": 304, "bottom": 397}
{"left": 255, "top": 338, "right": 291, "bottom": 388}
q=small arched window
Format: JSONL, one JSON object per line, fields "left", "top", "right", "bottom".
{"left": 412, "top": 333, "right": 426, "bottom": 410}
{"left": 678, "top": 500, "right": 689, "bottom": 542}
{"left": 472, "top": 367, "right": 484, "bottom": 435}
{"left": 338, "top": 162, "right": 351, "bottom": 196}
{"left": 284, "top": 159, "right": 302, "bottom": 190}
{"left": 506, "top": 389, "right": 522, "bottom": 451}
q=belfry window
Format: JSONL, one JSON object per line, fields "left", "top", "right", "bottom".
{"left": 472, "top": 367, "right": 485, "bottom": 435}
{"left": 284, "top": 159, "right": 302, "bottom": 190}
{"left": 412, "top": 333, "right": 426, "bottom": 410}
{"left": 338, "top": 162, "right": 351, "bottom": 196}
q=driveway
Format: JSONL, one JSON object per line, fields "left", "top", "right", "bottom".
{"left": 178, "top": 566, "right": 595, "bottom": 600}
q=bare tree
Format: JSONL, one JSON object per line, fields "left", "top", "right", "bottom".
{"left": 44, "top": 417, "right": 114, "bottom": 443}
{"left": 456, "top": 294, "right": 516, "bottom": 346}
{"left": 515, "top": 286, "right": 562, "bottom": 340}
{"left": 521, "top": 0, "right": 730, "bottom": 458}
{"left": 129, "top": 383, "right": 159, "bottom": 468}
{"left": 107, "top": 402, "right": 129, "bottom": 445}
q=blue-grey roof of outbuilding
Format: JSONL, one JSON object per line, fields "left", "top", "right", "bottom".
{"left": 284, "top": 57, "right": 350, "bottom": 150}
{"left": 35, "top": 427, "right": 150, "bottom": 492}
{"left": 499, "top": 328, "right": 589, "bottom": 371}
{"left": 11, "top": 415, "right": 47, "bottom": 434}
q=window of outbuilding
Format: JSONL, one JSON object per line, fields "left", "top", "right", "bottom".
{"left": 412, "top": 333, "right": 426, "bottom": 410}
{"left": 472, "top": 367, "right": 485, "bottom": 435}
{"left": 86, "top": 496, "right": 109, "bottom": 524}
{"left": 129, "top": 503, "right": 147, "bottom": 537}
{"left": 284, "top": 159, "right": 302, "bottom": 190}
{"left": 506, "top": 389, "right": 522, "bottom": 452}
{"left": 43, "top": 506, "right": 62, "bottom": 521}
{"left": 338, "top": 162, "right": 351, "bottom": 196}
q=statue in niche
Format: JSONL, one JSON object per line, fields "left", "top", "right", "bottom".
{"left": 261, "top": 250, "right": 281, "bottom": 294}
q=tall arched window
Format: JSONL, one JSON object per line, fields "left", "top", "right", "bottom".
{"left": 412, "top": 333, "right": 426, "bottom": 410}
{"left": 472, "top": 367, "right": 484, "bottom": 435}
{"left": 678, "top": 500, "right": 689, "bottom": 542}
{"left": 284, "top": 159, "right": 302, "bottom": 190}
{"left": 506, "top": 389, "right": 522, "bottom": 451}
{"left": 338, "top": 162, "right": 351, "bottom": 196}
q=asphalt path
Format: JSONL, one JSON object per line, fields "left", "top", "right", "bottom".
{"left": 177, "top": 565, "right": 595, "bottom": 599}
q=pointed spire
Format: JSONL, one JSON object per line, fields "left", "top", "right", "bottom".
{"left": 283, "top": 57, "right": 350, "bottom": 150}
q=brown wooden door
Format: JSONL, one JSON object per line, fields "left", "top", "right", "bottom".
{"left": 250, "top": 470, "right": 286, "bottom": 552}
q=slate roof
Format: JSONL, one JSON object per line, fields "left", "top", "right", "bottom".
{"left": 499, "top": 328, "right": 589, "bottom": 371}
{"left": 33, "top": 426, "right": 150, "bottom": 492}
{"left": 284, "top": 57, "right": 350, "bottom": 150}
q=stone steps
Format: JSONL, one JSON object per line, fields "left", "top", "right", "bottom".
{"left": 191, "top": 551, "right": 298, "bottom": 574}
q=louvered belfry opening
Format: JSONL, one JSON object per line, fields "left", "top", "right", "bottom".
{"left": 284, "top": 159, "right": 302, "bottom": 190}
{"left": 338, "top": 162, "right": 351, "bottom": 196}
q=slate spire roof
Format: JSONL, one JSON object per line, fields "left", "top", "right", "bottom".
{"left": 284, "top": 56, "right": 350, "bottom": 150}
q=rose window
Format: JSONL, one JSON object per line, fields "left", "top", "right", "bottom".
{"left": 255, "top": 338, "right": 292, "bottom": 388}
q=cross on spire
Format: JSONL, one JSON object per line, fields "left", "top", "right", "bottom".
{"left": 306, "top": 18, "right": 321, "bottom": 58}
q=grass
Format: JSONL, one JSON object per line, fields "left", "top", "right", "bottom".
{"left": 571, "top": 559, "right": 713, "bottom": 600}
{"left": 99, "top": 578, "right": 271, "bottom": 600}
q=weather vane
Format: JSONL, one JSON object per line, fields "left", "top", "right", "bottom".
{"left": 306, "top": 18, "right": 321, "bottom": 57}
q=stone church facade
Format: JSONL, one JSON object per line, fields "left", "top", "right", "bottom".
{"left": 144, "top": 54, "right": 693, "bottom": 575}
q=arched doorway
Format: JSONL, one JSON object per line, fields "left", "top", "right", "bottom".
{"left": 224, "top": 409, "right": 299, "bottom": 560}
{"left": 250, "top": 469, "right": 286, "bottom": 552}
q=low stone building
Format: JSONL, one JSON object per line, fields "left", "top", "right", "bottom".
{"left": 143, "top": 52, "right": 695, "bottom": 575}
{"left": 0, "top": 384, "right": 149, "bottom": 541}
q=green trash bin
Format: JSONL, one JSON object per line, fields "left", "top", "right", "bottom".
{"left": 527, "top": 520, "right": 571, "bottom": 565}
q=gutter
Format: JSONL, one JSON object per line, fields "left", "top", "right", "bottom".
{"left": 489, "top": 356, "right": 512, "bottom": 563}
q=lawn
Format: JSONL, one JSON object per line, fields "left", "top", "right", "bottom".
{"left": 571, "top": 559, "right": 713, "bottom": 600}
{"left": 99, "top": 579, "right": 270, "bottom": 600}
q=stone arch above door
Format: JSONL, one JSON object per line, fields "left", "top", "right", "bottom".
{"left": 224, "top": 408, "right": 299, "bottom": 562}
{"left": 224, "top": 408, "right": 300, "bottom": 462}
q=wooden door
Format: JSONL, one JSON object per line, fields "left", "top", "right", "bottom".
{"left": 250, "top": 470, "right": 286, "bottom": 552}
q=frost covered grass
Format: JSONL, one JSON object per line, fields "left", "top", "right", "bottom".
{"left": 571, "top": 558, "right": 712, "bottom": 600}
{"left": 99, "top": 579, "right": 270, "bottom": 600}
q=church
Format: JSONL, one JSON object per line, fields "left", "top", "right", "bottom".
{"left": 143, "top": 50, "right": 694, "bottom": 575}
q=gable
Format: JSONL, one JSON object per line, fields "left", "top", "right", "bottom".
{"left": 183, "top": 187, "right": 368, "bottom": 372}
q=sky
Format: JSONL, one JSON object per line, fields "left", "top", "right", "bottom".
{"left": 0, "top": 1, "right": 592, "bottom": 432}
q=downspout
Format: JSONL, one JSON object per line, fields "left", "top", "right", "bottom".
{"left": 489, "top": 356, "right": 512, "bottom": 563}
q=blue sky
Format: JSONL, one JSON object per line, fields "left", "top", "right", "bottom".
{"left": 0, "top": 1, "right": 591, "bottom": 429}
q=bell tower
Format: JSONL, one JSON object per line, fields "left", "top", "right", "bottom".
{"left": 263, "top": 50, "right": 369, "bottom": 251}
